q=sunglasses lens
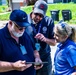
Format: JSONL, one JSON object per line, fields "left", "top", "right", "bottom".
{"left": 19, "top": 28, "right": 24, "bottom": 30}
{"left": 13, "top": 22, "right": 25, "bottom": 31}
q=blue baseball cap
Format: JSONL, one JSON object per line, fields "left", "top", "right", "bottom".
{"left": 33, "top": 0, "right": 48, "bottom": 16}
{"left": 10, "top": 9, "right": 30, "bottom": 27}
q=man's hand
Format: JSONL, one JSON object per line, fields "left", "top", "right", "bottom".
{"left": 35, "top": 33, "right": 56, "bottom": 46}
{"left": 71, "top": 72, "right": 76, "bottom": 75}
{"left": 12, "top": 60, "right": 32, "bottom": 71}
{"left": 34, "top": 57, "right": 43, "bottom": 70}
{"left": 35, "top": 33, "right": 46, "bottom": 42}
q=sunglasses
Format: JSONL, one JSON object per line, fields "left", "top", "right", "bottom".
{"left": 13, "top": 22, "right": 26, "bottom": 31}
{"left": 34, "top": 13, "right": 44, "bottom": 18}
{"left": 60, "top": 23, "right": 68, "bottom": 34}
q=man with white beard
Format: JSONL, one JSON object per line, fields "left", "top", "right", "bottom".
{"left": 0, "top": 9, "right": 42, "bottom": 75}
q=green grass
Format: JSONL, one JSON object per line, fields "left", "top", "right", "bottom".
{"left": 0, "top": 13, "right": 10, "bottom": 20}
{"left": 0, "top": 3, "right": 76, "bottom": 24}
{"left": 0, "top": 5, "right": 8, "bottom": 13}
{"left": 47, "top": 3, "right": 76, "bottom": 24}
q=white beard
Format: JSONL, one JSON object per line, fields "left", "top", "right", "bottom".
{"left": 12, "top": 30, "right": 24, "bottom": 37}
{"left": 11, "top": 23, "right": 24, "bottom": 37}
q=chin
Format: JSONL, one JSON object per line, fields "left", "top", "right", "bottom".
{"left": 55, "top": 40, "right": 58, "bottom": 43}
{"left": 35, "top": 21, "right": 39, "bottom": 24}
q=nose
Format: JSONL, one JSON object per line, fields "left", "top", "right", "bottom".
{"left": 36, "top": 15, "right": 41, "bottom": 19}
{"left": 54, "top": 34, "right": 55, "bottom": 38}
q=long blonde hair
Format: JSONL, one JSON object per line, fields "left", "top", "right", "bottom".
{"left": 55, "top": 22, "right": 76, "bottom": 42}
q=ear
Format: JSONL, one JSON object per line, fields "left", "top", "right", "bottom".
{"left": 7, "top": 20, "right": 13, "bottom": 30}
{"left": 63, "top": 35, "right": 68, "bottom": 39}
{"left": 8, "top": 20, "right": 13, "bottom": 26}
{"left": 32, "top": 7, "right": 34, "bottom": 10}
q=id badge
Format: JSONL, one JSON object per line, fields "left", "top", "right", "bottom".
{"left": 20, "top": 45, "right": 27, "bottom": 55}
{"left": 35, "top": 43, "right": 41, "bottom": 51}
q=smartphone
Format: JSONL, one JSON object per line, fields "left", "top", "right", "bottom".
{"left": 26, "top": 62, "right": 48, "bottom": 66}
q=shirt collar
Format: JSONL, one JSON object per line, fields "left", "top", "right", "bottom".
{"left": 57, "top": 39, "right": 70, "bottom": 49}
{"left": 28, "top": 13, "right": 33, "bottom": 24}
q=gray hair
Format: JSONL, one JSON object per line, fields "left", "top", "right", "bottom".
{"left": 55, "top": 22, "right": 76, "bottom": 42}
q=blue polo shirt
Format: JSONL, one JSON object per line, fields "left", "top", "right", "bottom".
{"left": 54, "top": 39, "right": 76, "bottom": 75}
{"left": 0, "top": 24, "right": 35, "bottom": 75}
{"left": 27, "top": 14, "right": 54, "bottom": 60}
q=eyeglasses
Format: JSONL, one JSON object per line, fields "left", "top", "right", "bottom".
{"left": 13, "top": 22, "right": 26, "bottom": 31}
{"left": 34, "top": 13, "right": 44, "bottom": 18}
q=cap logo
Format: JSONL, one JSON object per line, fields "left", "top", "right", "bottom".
{"left": 40, "top": 4, "right": 44, "bottom": 9}
{"left": 23, "top": 17, "right": 26, "bottom": 20}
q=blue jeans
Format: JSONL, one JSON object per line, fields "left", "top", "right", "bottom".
{"left": 36, "top": 54, "right": 52, "bottom": 75}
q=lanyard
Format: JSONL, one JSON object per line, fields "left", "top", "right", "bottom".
{"left": 38, "top": 23, "right": 41, "bottom": 33}
{"left": 32, "top": 22, "right": 42, "bottom": 35}
{"left": 32, "top": 22, "right": 42, "bottom": 42}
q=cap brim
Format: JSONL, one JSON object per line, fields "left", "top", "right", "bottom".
{"left": 33, "top": 8, "right": 45, "bottom": 16}
{"left": 15, "top": 22, "right": 30, "bottom": 27}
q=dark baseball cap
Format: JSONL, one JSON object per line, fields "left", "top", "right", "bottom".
{"left": 10, "top": 9, "right": 30, "bottom": 27}
{"left": 33, "top": 0, "right": 48, "bottom": 16}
